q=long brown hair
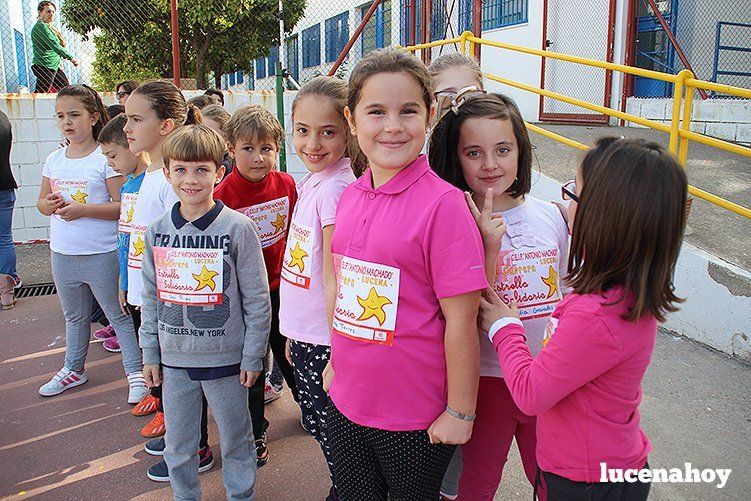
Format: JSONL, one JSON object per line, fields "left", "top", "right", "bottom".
{"left": 293, "top": 76, "right": 364, "bottom": 177}
{"left": 132, "top": 81, "right": 202, "bottom": 127}
{"left": 347, "top": 48, "right": 432, "bottom": 173}
{"left": 428, "top": 93, "right": 532, "bottom": 197}
{"left": 57, "top": 84, "right": 109, "bottom": 140}
{"left": 567, "top": 137, "right": 688, "bottom": 322}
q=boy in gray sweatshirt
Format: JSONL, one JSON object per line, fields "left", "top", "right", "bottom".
{"left": 140, "top": 125, "right": 270, "bottom": 500}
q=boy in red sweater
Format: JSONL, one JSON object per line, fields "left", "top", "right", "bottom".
{"left": 214, "top": 105, "right": 298, "bottom": 466}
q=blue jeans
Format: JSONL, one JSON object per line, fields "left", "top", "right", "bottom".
{"left": 0, "top": 189, "right": 17, "bottom": 278}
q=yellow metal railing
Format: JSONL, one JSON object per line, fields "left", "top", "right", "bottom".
{"left": 404, "top": 31, "right": 751, "bottom": 220}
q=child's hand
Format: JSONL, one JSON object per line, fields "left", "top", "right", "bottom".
{"left": 285, "top": 339, "right": 293, "bottom": 366}
{"left": 143, "top": 364, "right": 161, "bottom": 387}
{"left": 45, "top": 193, "right": 66, "bottom": 212}
{"left": 465, "top": 189, "right": 506, "bottom": 249}
{"left": 240, "top": 370, "right": 261, "bottom": 388}
{"left": 118, "top": 289, "right": 130, "bottom": 316}
{"left": 478, "top": 288, "right": 519, "bottom": 334}
{"left": 322, "top": 361, "right": 335, "bottom": 393}
{"left": 55, "top": 201, "right": 85, "bottom": 221}
{"left": 427, "top": 410, "right": 473, "bottom": 445}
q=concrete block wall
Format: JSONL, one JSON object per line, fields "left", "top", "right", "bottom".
{"left": 625, "top": 97, "right": 751, "bottom": 146}
{"left": 2, "top": 91, "right": 306, "bottom": 243}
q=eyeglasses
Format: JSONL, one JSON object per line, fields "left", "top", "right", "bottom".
{"left": 561, "top": 179, "right": 579, "bottom": 202}
{"left": 116, "top": 91, "right": 129, "bottom": 99}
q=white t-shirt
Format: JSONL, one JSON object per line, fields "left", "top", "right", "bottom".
{"left": 42, "top": 146, "right": 119, "bottom": 255}
{"left": 127, "top": 168, "right": 179, "bottom": 306}
{"left": 480, "top": 196, "right": 570, "bottom": 378}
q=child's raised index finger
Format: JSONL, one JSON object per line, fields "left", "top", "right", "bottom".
{"left": 483, "top": 188, "right": 495, "bottom": 215}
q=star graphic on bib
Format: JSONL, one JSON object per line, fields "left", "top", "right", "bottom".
{"left": 125, "top": 206, "right": 135, "bottom": 223}
{"left": 288, "top": 242, "right": 308, "bottom": 272}
{"left": 271, "top": 213, "right": 287, "bottom": 233}
{"left": 132, "top": 236, "right": 145, "bottom": 257}
{"left": 71, "top": 189, "right": 88, "bottom": 204}
{"left": 541, "top": 265, "right": 558, "bottom": 298}
{"left": 356, "top": 287, "right": 392, "bottom": 326}
{"left": 193, "top": 265, "right": 219, "bottom": 291}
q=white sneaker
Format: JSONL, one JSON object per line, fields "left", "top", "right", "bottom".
{"left": 127, "top": 371, "right": 149, "bottom": 404}
{"left": 39, "top": 367, "right": 88, "bottom": 397}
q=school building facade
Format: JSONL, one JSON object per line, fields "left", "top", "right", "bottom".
{"left": 221, "top": 0, "right": 749, "bottom": 143}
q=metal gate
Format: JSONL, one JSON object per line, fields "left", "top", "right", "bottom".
{"left": 539, "top": 0, "right": 616, "bottom": 123}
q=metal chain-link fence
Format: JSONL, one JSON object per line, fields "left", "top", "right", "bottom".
{"left": 633, "top": 0, "right": 751, "bottom": 99}
{"left": 1, "top": 0, "right": 165, "bottom": 93}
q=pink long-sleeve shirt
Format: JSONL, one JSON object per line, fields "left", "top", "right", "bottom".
{"left": 489, "top": 288, "right": 655, "bottom": 482}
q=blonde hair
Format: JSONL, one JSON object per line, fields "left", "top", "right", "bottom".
{"left": 224, "top": 105, "right": 284, "bottom": 148}
{"left": 428, "top": 52, "right": 483, "bottom": 89}
{"left": 161, "top": 124, "right": 225, "bottom": 170}
{"left": 202, "top": 105, "right": 231, "bottom": 136}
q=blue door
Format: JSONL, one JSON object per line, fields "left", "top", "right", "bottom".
{"left": 14, "top": 29, "right": 28, "bottom": 88}
{"left": 633, "top": 0, "right": 678, "bottom": 97}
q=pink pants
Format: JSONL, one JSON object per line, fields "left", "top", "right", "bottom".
{"left": 457, "top": 377, "right": 544, "bottom": 500}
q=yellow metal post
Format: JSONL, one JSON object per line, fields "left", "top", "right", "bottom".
{"left": 460, "top": 31, "right": 473, "bottom": 55}
{"left": 669, "top": 69, "right": 692, "bottom": 155}
{"left": 679, "top": 86, "right": 695, "bottom": 166}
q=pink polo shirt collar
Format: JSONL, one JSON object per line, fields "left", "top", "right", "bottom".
{"left": 355, "top": 154, "right": 431, "bottom": 195}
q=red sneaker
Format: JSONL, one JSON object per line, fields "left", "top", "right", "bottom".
{"left": 132, "top": 394, "right": 159, "bottom": 416}
{"left": 141, "top": 411, "right": 166, "bottom": 438}
{"left": 93, "top": 325, "right": 116, "bottom": 341}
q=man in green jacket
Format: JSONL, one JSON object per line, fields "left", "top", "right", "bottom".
{"left": 31, "top": 1, "right": 78, "bottom": 93}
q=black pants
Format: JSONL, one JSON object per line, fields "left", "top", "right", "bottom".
{"left": 542, "top": 462, "right": 651, "bottom": 501}
{"left": 327, "top": 402, "right": 455, "bottom": 501}
{"left": 32, "top": 64, "right": 69, "bottom": 93}
{"left": 290, "top": 340, "right": 332, "bottom": 476}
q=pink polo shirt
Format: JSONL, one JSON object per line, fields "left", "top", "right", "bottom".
{"left": 329, "top": 155, "right": 487, "bottom": 431}
{"left": 279, "top": 157, "right": 355, "bottom": 346}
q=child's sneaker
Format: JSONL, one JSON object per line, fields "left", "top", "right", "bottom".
{"left": 255, "top": 431, "right": 269, "bottom": 467}
{"left": 93, "top": 325, "right": 116, "bottom": 341}
{"left": 146, "top": 445, "right": 214, "bottom": 482}
{"left": 132, "top": 394, "right": 159, "bottom": 416}
{"left": 103, "top": 336, "right": 121, "bottom": 352}
{"left": 140, "top": 411, "right": 166, "bottom": 438}
{"left": 144, "top": 437, "right": 165, "bottom": 456}
{"left": 264, "top": 381, "right": 282, "bottom": 404}
{"left": 127, "top": 372, "right": 149, "bottom": 404}
{"left": 39, "top": 367, "right": 88, "bottom": 397}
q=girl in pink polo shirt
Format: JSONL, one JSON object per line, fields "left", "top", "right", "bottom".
{"left": 479, "top": 137, "right": 688, "bottom": 501}
{"left": 323, "top": 48, "right": 488, "bottom": 500}
{"left": 429, "top": 92, "right": 568, "bottom": 500}
{"left": 279, "top": 76, "right": 360, "bottom": 498}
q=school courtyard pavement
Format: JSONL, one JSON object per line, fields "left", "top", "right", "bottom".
{"left": 1, "top": 123, "right": 750, "bottom": 499}
{"left": 0, "top": 270, "right": 749, "bottom": 500}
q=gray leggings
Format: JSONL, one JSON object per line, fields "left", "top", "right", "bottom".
{"left": 51, "top": 251, "right": 142, "bottom": 375}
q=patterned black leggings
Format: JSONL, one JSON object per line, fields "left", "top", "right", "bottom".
{"left": 327, "top": 402, "right": 456, "bottom": 501}
{"left": 290, "top": 340, "right": 333, "bottom": 476}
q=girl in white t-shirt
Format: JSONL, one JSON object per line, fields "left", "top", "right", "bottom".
{"left": 429, "top": 92, "right": 569, "bottom": 500}
{"left": 37, "top": 85, "right": 147, "bottom": 404}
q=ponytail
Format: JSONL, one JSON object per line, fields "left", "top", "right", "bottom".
{"left": 185, "top": 103, "right": 203, "bottom": 125}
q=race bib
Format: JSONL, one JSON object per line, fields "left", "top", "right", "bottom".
{"left": 281, "top": 221, "right": 314, "bottom": 289}
{"left": 239, "top": 196, "right": 290, "bottom": 248}
{"left": 333, "top": 256, "right": 400, "bottom": 346}
{"left": 494, "top": 246, "right": 562, "bottom": 321}
{"left": 118, "top": 192, "right": 138, "bottom": 233}
{"left": 127, "top": 224, "right": 148, "bottom": 270}
{"left": 51, "top": 178, "right": 90, "bottom": 204}
{"left": 153, "top": 247, "right": 224, "bottom": 305}
{"left": 542, "top": 317, "right": 559, "bottom": 349}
